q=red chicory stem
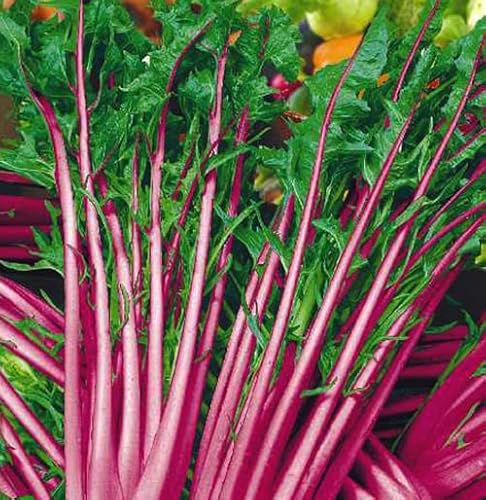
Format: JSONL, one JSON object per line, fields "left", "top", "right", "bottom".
{"left": 143, "top": 21, "right": 212, "bottom": 461}
{"left": 162, "top": 120, "right": 235, "bottom": 301}
{"left": 0, "top": 246, "right": 37, "bottom": 262}
{"left": 98, "top": 173, "right": 141, "bottom": 497}
{"left": 27, "top": 89, "right": 83, "bottom": 498}
{"left": 315, "top": 268, "right": 462, "bottom": 499}
{"left": 135, "top": 38, "right": 228, "bottom": 500}
{"left": 75, "top": 3, "right": 116, "bottom": 496}
{"left": 191, "top": 209, "right": 287, "bottom": 490}
{"left": 346, "top": 202, "right": 486, "bottom": 347}
{"left": 193, "top": 199, "right": 295, "bottom": 498}
{"left": 170, "top": 107, "right": 250, "bottom": 498}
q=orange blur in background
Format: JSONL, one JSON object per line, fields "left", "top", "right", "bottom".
{"left": 2, "top": 0, "right": 161, "bottom": 39}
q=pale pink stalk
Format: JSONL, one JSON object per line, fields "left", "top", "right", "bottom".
{"left": 28, "top": 91, "right": 83, "bottom": 498}
{"left": 75, "top": 3, "right": 116, "bottom": 495}
{"left": 143, "top": 21, "right": 212, "bottom": 461}
{"left": 0, "top": 416, "right": 50, "bottom": 500}
{"left": 169, "top": 107, "right": 250, "bottom": 498}
{"left": 0, "top": 371, "right": 64, "bottom": 467}
{"left": 98, "top": 174, "right": 141, "bottom": 497}
{"left": 134, "top": 39, "right": 228, "bottom": 499}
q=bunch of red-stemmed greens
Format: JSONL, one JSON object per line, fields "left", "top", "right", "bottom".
{"left": 0, "top": 0, "right": 484, "bottom": 498}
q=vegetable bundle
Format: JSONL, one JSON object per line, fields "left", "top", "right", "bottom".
{"left": 0, "top": 0, "right": 484, "bottom": 498}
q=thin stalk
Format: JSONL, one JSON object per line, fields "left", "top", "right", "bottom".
{"left": 143, "top": 21, "right": 212, "bottom": 461}
{"left": 130, "top": 137, "right": 144, "bottom": 332}
{"left": 170, "top": 107, "right": 250, "bottom": 499}
{"left": 75, "top": 3, "right": 116, "bottom": 495}
{"left": 418, "top": 158, "right": 486, "bottom": 238}
{"left": 135, "top": 39, "right": 228, "bottom": 499}
{"left": 98, "top": 173, "right": 141, "bottom": 497}
{"left": 28, "top": 91, "right": 83, "bottom": 499}
{"left": 391, "top": 0, "right": 442, "bottom": 102}
{"left": 341, "top": 202, "right": 485, "bottom": 347}
{"left": 162, "top": 121, "right": 235, "bottom": 301}
{"left": 171, "top": 139, "right": 196, "bottom": 201}
{"left": 191, "top": 217, "right": 281, "bottom": 490}
{"left": 296, "top": 215, "right": 482, "bottom": 498}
